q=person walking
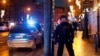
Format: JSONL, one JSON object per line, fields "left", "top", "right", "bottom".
{"left": 55, "top": 15, "right": 75, "bottom": 56}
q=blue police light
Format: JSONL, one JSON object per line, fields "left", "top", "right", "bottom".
{"left": 27, "top": 19, "right": 36, "bottom": 27}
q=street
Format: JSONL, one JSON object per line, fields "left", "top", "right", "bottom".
{"left": 0, "top": 32, "right": 9, "bottom": 56}
{"left": 1, "top": 31, "right": 100, "bottom": 56}
{"left": 0, "top": 32, "right": 8, "bottom": 44}
{"left": 9, "top": 48, "right": 43, "bottom": 56}
{"left": 0, "top": 0, "right": 99, "bottom": 56}
{"left": 0, "top": 42, "right": 44, "bottom": 56}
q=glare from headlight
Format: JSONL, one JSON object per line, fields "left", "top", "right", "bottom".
{"left": 10, "top": 22, "right": 15, "bottom": 26}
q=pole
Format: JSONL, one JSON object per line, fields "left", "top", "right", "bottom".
{"left": 81, "top": 0, "right": 83, "bottom": 13}
{"left": 9, "top": 0, "right": 11, "bottom": 21}
{"left": 51, "top": 0, "right": 55, "bottom": 56}
{"left": 44, "top": 0, "right": 52, "bottom": 56}
{"left": 64, "top": 0, "right": 67, "bottom": 15}
{"left": 97, "top": 0, "right": 100, "bottom": 47}
{"left": 82, "top": 9, "right": 89, "bottom": 39}
{"left": 64, "top": 0, "right": 68, "bottom": 15}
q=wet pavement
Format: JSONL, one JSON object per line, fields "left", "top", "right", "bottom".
{"left": 0, "top": 31, "right": 100, "bottom": 56}
{"left": 54, "top": 31, "right": 100, "bottom": 56}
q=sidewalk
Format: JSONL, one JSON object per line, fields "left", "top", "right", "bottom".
{"left": 33, "top": 31, "right": 100, "bottom": 56}
{"left": 54, "top": 31, "right": 100, "bottom": 56}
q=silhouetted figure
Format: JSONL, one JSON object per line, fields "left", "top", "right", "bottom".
{"left": 55, "top": 15, "right": 75, "bottom": 56}
{"left": 82, "top": 11, "right": 89, "bottom": 39}
{"left": 72, "top": 21, "right": 77, "bottom": 31}
{"left": 72, "top": 21, "right": 77, "bottom": 37}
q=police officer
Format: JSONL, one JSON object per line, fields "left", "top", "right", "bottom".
{"left": 55, "top": 15, "right": 75, "bottom": 56}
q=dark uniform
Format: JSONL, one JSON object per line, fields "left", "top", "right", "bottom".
{"left": 72, "top": 21, "right": 77, "bottom": 31}
{"left": 55, "top": 22, "right": 74, "bottom": 56}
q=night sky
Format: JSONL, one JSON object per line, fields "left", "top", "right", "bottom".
{"left": 37, "top": 0, "right": 65, "bottom": 7}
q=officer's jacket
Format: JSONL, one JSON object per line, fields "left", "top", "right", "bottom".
{"left": 55, "top": 22, "right": 74, "bottom": 43}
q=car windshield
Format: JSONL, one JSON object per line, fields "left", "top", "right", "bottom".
{"left": 10, "top": 26, "right": 30, "bottom": 33}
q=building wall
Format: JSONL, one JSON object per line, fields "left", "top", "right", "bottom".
{"left": 88, "top": 0, "right": 97, "bottom": 35}
{"left": 54, "top": 7, "right": 65, "bottom": 24}
{"left": 9, "top": 0, "right": 44, "bottom": 23}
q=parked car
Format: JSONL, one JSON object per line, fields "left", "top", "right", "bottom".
{"left": 7, "top": 25, "right": 42, "bottom": 50}
{"left": 0, "top": 22, "right": 9, "bottom": 31}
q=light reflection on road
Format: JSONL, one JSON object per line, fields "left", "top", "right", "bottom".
{"left": 1, "top": 31, "right": 100, "bottom": 56}
{"left": 0, "top": 44, "right": 9, "bottom": 56}
{"left": 0, "top": 44, "right": 44, "bottom": 56}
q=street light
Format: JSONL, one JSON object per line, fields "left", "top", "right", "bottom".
{"left": 98, "top": 3, "right": 100, "bottom": 7}
{"left": 26, "top": 7, "right": 31, "bottom": 12}
{"left": 93, "top": 6, "right": 98, "bottom": 11}
{"left": 68, "top": 0, "right": 71, "bottom": 2}
{"left": 2, "top": 0, "right": 6, "bottom": 4}
{"left": 25, "top": 7, "right": 31, "bottom": 18}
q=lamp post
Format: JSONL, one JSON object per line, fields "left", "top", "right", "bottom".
{"left": 24, "top": 7, "right": 31, "bottom": 23}
{"left": 9, "top": 0, "right": 11, "bottom": 22}
{"left": 97, "top": 3, "right": 100, "bottom": 47}
{"left": 44, "top": 0, "right": 53, "bottom": 56}
{"left": 26, "top": 7, "right": 31, "bottom": 14}
{"left": 26, "top": 7, "right": 31, "bottom": 18}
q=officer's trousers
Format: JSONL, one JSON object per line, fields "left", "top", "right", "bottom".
{"left": 57, "top": 42, "right": 74, "bottom": 56}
